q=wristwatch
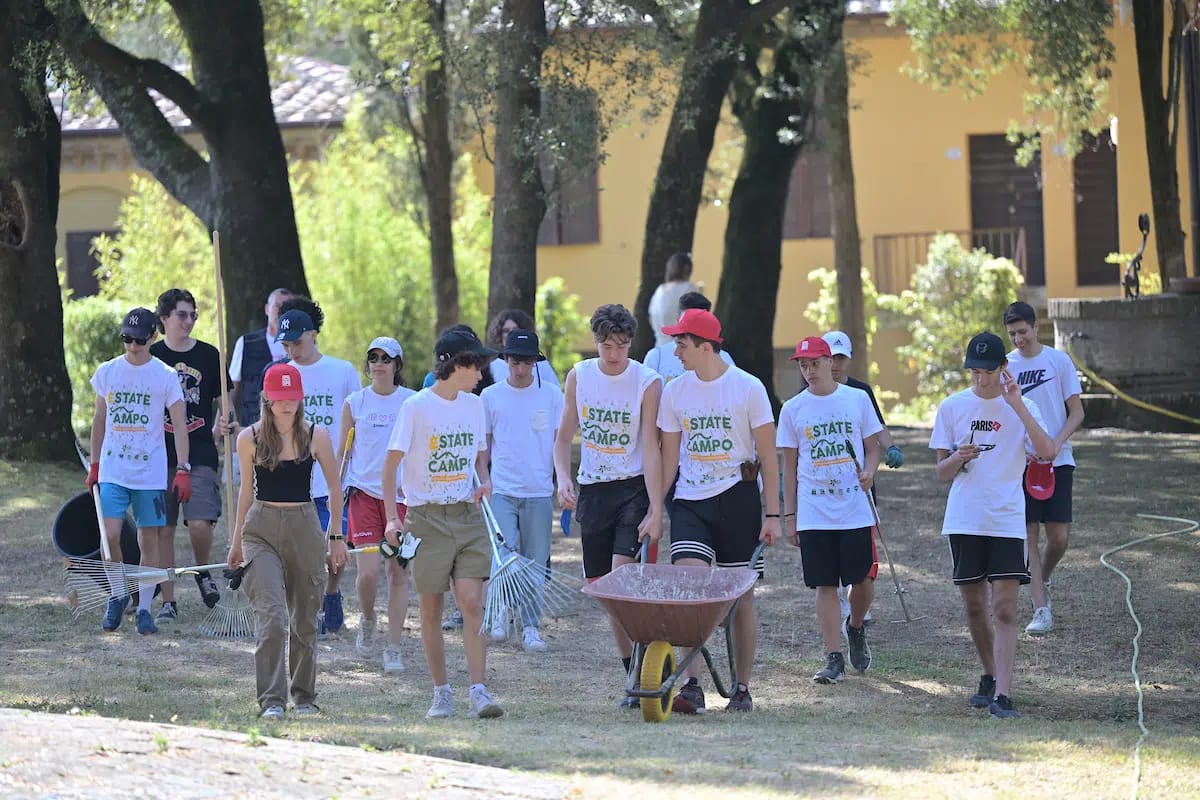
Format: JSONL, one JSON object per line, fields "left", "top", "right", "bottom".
{"left": 176, "top": 462, "right": 192, "bottom": 472}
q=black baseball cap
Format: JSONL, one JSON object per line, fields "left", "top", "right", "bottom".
{"left": 435, "top": 328, "right": 497, "bottom": 362}
{"left": 120, "top": 308, "right": 157, "bottom": 339}
{"left": 501, "top": 329, "right": 545, "bottom": 360}
{"left": 963, "top": 331, "right": 1007, "bottom": 370}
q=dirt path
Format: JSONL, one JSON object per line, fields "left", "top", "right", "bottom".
{"left": 0, "top": 708, "right": 569, "bottom": 800}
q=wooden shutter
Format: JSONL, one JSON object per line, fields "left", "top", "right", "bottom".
{"left": 1073, "top": 131, "right": 1119, "bottom": 287}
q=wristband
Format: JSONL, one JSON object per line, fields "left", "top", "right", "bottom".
{"left": 328, "top": 534, "right": 345, "bottom": 541}
{"left": 784, "top": 512, "right": 796, "bottom": 517}
{"left": 765, "top": 514, "right": 780, "bottom": 519}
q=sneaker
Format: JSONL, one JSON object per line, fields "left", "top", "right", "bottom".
{"left": 813, "top": 652, "right": 846, "bottom": 684}
{"left": 292, "top": 703, "right": 320, "bottom": 715}
{"left": 356, "top": 615, "right": 377, "bottom": 657}
{"left": 155, "top": 601, "right": 178, "bottom": 624}
{"left": 382, "top": 644, "right": 405, "bottom": 673}
{"left": 988, "top": 694, "right": 1020, "bottom": 719}
{"left": 260, "top": 705, "right": 285, "bottom": 721}
{"left": 321, "top": 592, "right": 344, "bottom": 634}
{"left": 522, "top": 626, "right": 547, "bottom": 653}
{"left": 1026, "top": 606, "right": 1053, "bottom": 635}
{"left": 468, "top": 685, "right": 504, "bottom": 719}
{"left": 195, "top": 572, "right": 221, "bottom": 609}
{"left": 671, "top": 678, "right": 706, "bottom": 714}
{"left": 441, "top": 610, "right": 464, "bottom": 631}
{"left": 427, "top": 686, "right": 453, "bottom": 718}
{"left": 489, "top": 616, "right": 509, "bottom": 643}
{"left": 136, "top": 609, "right": 158, "bottom": 635}
{"left": 101, "top": 596, "right": 129, "bottom": 632}
{"left": 843, "top": 615, "right": 872, "bottom": 673}
{"left": 726, "top": 684, "right": 753, "bottom": 712}
{"left": 969, "top": 674, "right": 997, "bottom": 709}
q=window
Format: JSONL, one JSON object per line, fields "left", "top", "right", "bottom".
{"left": 64, "top": 230, "right": 118, "bottom": 299}
{"left": 1073, "top": 131, "right": 1119, "bottom": 287}
{"left": 538, "top": 87, "right": 600, "bottom": 246}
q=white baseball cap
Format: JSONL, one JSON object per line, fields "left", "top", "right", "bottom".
{"left": 822, "top": 330, "right": 852, "bottom": 358}
{"left": 367, "top": 336, "right": 404, "bottom": 360}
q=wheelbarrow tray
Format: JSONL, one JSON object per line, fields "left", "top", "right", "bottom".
{"left": 582, "top": 563, "right": 757, "bottom": 648}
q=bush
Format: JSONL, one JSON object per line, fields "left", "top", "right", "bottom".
{"left": 878, "top": 234, "right": 1024, "bottom": 419}
{"left": 62, "top": 296, "right": 125, "bottom": 436}
{"left": 803, "top": 267, "right": 882, "bottom": 383}
{"left": 535, "top": 277, "right": 589, "bottom": 380}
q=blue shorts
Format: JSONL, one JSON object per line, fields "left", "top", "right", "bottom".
{"left": 312, "top": 495, "right": 349, "bottom": 535}
{"left": 99, "top": 483, "right": 167, "bottom": 528}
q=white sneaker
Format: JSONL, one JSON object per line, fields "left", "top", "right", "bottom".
{"left": 356, "top": 615, "right": 377, "bottom": 657}
{"left": 468, "top": 685, "right": 504, "bottom": 719}
{"left": 427, "top": 686, "right": 453, "bottom": 719}
{"left": 292, "top": 703, "right": 320, "bottom": 715}
{"left": 260, "top": 705, "right": 285, "bottom": 721}
{"left": 522, "top": 626, "right": 547, "bottom": 653}
{"left": 489, "top": 616, "right": 509, "bottom": 643}
{"left": 382, "top": 644, "right": 405, "bottom": 673}
{"left": 1026, "top": 606, "right": 1053, "bottom": 634}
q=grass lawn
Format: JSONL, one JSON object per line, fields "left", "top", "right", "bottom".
{"left": 2, "top": 428, "right": 1198, "bottom": 799}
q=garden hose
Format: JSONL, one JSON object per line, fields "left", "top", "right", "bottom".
{"left": 1065, "top": 336, "right": 1200, "bottom": 427}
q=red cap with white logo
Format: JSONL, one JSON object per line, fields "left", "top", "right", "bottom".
{"left": 263, "top": 363, "right": 305, "bottom": 401}
{"left": 790, "top": 336, "right": 832, "bottom": 360}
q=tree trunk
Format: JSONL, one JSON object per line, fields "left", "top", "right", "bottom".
{"left": 0, "top": 4, "right": 75, "bottom": 460}
{"left": 488, "top": 0, "right": 547, "bottom": 321}
{"left": 425, "top": 0, "right": 459, "bottom": 334}
{"left": 1132, "top": 0, "right": 1188, "bottom": 281}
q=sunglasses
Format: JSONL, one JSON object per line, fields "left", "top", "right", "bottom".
{"left": 121, "top": 335, "right": 148, "bottom": 345}
{"left": 172, "top": 310, "right": 199, "bottom": 321}
{"left": 367, "top": 353, "right": 395, "bottom": 364}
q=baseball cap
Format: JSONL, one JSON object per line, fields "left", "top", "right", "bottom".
{"left": 120, "top": 308, "right": 157, "bottom": 339}
{"left": 660, "top": 308, "right": 724, "bottom": 343}
{"left": 367, "top": 336, "right": 403, "bottom": 360}
{"left": 1025, "top": 459, "right": 1055, "bottom": 501}
{"left": 822, "top": 330, "right": 852, "bottom": 358}
{"left": 963, "top": 331, "right": 1007, "bottom": 370}
{"left": 262, "top": 363, "right": 305, "bottom": 401}
{"left": 275, "top": 310, "right": 315, "bottom": 342}
{"left": 435, "top": 328, "right": 497, "bottom": 362}
{"left": 790, "top": 336, "right": 832, "bottom": 360}
{"left": 501, "top": 329, "right": 545, "bottom": 360}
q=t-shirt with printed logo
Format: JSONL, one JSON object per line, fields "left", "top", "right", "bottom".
{"left": 482, "top": 380, "right": 564, "bottom": 498}
{"left": 289, "top": 355, "right": 362, "bottom": 498}
{"left": 658, "top": 367, "right": 774, "bottom": 501}
{"left": 90, "top": 355, "right": 186, "bottom": 491}
{"left": 150, "top": 339, "right": 225, "bottom": 472}
{"left": 345, "top": 385, "right": 417, "bottom": 501}
{"left": 1006, "top": 345, "right": 1082, "bottom": 468}
{"left": 573, "top": 358, "right": 661, "bottom": 485}
{"left": 776, "top": 383, "right": 884, "bottom": 531}
{"left": 387, "top": 388, "right": 487, "bottom": 507}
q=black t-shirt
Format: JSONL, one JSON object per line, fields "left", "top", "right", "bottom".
{"left": 846, "top": 376, "right": 886, "bottom": 426}
{"left": 151, "top": 339, "right": 225, "bottom": 471}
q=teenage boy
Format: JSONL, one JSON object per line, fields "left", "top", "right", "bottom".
{"left": 554, "top": 304, "right": 663, "bottom": 708}
{"left": 657, "top": 309, "right": 780, "bottom": 713}
{"left": 382, "top": 328, "right": 503, "bottom": 720}
{"left": 644, "top": 292, "right": 734, "bottom": 382}
{"left": 1003, "top": 302, "right": 1085, "bottom": 634}
{"left": 930, "top": 331, "right": 1056, "bottom": 719}
{"left": 275, "top": 297, "right": 361, "bottom": 634}
{"left": 777, "top": 337, "right": 882, "bottom": 685}
{"left": 229, "top": 287, "right": 292, "bottom": 428}
{"left": 481, "top": 329, "right": 564, "bottom": 652}
{"left": 88, "top": 308, "right": 191, "bottom": 635}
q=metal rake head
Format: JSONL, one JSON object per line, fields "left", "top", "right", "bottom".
{"left": 197, "top": 587, "right": 256, "bottom": 638}
{"left": 64, "top": 560, "right": 138, "bottom": 619}
{"left": 482, "top": 554, "right": 586, "bottom": 632}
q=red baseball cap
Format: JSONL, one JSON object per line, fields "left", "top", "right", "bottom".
{"left": 790, "top": 336, "right": 832, "bottom": 360}
{"left": 661, "top": 308, "right": 724, "bottom": 344}
{"left": 1025, "top": 459, "right": 1055, "bottom": 501}
{"left": 263, "top": 363, "right": 305, "bottom": 401}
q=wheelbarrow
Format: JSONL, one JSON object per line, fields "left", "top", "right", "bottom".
{"left": 582, "top": 543, "right": 764, "bottom": 722}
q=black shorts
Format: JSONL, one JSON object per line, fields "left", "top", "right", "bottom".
{"left": 797, "top": 527, "right": 876, "bottom": 588}
{"left": 1024, "top": 465, "right": 1074, "bottom": 524}
{"left": 669, "top": 480, "right": 765, "bottom": 576}
{"left": 948, "top": 534, "right": 1031, "bottom": 585}
{"left": 577, "top": 476, "right": 650, "bottom": 579}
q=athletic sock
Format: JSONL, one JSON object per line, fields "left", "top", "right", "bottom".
{"left": 622, "top": 656, "right": 632, "bottom": 675}
{"left": 469, "top": 682, "right": 486, "bottom": 693}
{"left": 434, "top": 683, "right": 451, "bottom": 693}
{"left": 104, "top": 560, "right": 124, "bottom": 597}
{"left": 138, "top": 582, "right": 154, "bottom": 612}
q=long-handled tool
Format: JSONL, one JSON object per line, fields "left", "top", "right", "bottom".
{"left": 845, "top": 439, "right": 924, "bottom": 623}
{"left": 65, "top": 558, "right": 232, "bottom": 617}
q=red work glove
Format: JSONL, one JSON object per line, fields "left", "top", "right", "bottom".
{"left": 172, "top": 469, "right": 192, "bottom": 503}
{"left": 85, "top": 462, "right": 100, "bottom": 490}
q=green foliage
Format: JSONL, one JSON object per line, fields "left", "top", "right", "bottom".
{"left": 803, "top": 267, "right": 881, "bottom": 381}
{"left": 1105, "top": 252, "right": 1163, "bottom": 294}
{"left": 535, "top": 277, "right": 589, "bottom": 381}
{"left": 878, "top": 234, "right": 1024, "bottom": 418}
{"left": 61, "top": 296, "right": 125, "bottom": 435}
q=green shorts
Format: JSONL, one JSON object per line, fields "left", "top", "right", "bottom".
{"left": 406, "top": 502, "right": 491, "bottom": 594}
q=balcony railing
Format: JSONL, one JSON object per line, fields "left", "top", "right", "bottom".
{"left": 871, "top": 228, "right": 1027, "bottom": 294}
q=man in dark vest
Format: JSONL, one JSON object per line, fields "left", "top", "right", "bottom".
{"left": 228, "top": 288, "right": 292, "bottom": 427}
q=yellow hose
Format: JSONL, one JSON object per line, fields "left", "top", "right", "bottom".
{"left": 1065, "top": 339, "right": 1200, "bottom": 427}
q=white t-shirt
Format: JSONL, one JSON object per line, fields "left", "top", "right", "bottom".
{"left": 929, "top": 389, "right": 1047, "bottom": 539}
{"left": 482, "top": 380, "right": 564, "bottom": 497}
{"left": 227, "top": 333, "right": 286, "bottom": 382}
{"left": 345, "top": 385, "right": 417, "bottom": 500}
{"left": 644, "top": 343, "right": 735, "bottom": 384}
{"left": 1006, "top": 345, "right": 1082, "bottom": 468}
{"left": 777, "top": 384, "right": 884, "bottom": 531}
{"left": 387, "top": 388, "right": 487, "bottom": 507}
{"left": 573, "top": 358, "right": 661, "bottom": 485}
{"left": 91, "top": 355, "right": 185, "bottom": 491}
{"left": 488, "top": 358, "right": 561, "bottom": 388}
{"left": 290, "top": 355, "right": 362, "bottom": 498}
{"left": 648, "top": 281, "right": 699, "bottom": 347}
{"left": 658, "top": 367, "right": 773, "bottom": 501}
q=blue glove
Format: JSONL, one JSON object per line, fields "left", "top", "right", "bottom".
{"left": 885, "top": 445, "right": 904, "bottom": 469}
{"left": 560, "top": 508, "right": 572, "bottom": 536}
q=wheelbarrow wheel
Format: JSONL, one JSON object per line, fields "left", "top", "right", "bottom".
{"left": 639, "top": 640, "right": 676, "bottom": 723}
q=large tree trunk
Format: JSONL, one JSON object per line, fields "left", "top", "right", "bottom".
{"left": 0, "top": 3, "right": 75, "bottom": 460}
{"left": 488, "top": 0, "right": 547, "bottom": 321}
{"left": 424, "top": 0, "right": 459, "bottom": 334}
{"left": 1132, "top": 0, "right": 1188, "bottom": 282}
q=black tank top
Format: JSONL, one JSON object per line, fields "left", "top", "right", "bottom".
{"left": 252, "top": 425, "right": 315, "bottom": 502}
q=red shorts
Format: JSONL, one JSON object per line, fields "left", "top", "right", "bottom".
{"left": 348, "top": 489, "right": 407, "bottom": 548}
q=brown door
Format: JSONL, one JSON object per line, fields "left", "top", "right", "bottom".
{"left": 1073, "top": 131, "right": 1119, "bottom": 286}
{"left": 969, "top": 134, "right": 1045, "bottom": 285}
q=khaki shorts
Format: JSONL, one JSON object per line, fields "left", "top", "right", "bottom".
{"left": 406, "top": 502, "right": 491, "bottom": 594}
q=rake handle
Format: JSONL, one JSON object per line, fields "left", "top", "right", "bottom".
{"left": 844, "top": 440, "right": 914, "bottom": 623}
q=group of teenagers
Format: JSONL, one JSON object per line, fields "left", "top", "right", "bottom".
{"left": 83, "top": 255, "right": 1082, "bottom": 724}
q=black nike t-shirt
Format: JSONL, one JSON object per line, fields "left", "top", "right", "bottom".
{"left": 151, "top": 339, "right": 226, "bottom": 471}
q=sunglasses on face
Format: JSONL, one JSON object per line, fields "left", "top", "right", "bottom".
{"left": 172, "top": 310, "right": 199, "bottom": 321}
{"left": 367, "top": 353, "right": 395, "bottom": 364}
{"left": 121, "top": 335, "right": 148, "bottom": 345}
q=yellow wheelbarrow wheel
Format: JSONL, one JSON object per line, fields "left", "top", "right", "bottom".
{"left": 639, "top": 640, "right": 676, "bottom": 722}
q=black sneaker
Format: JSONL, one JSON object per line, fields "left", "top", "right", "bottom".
{"left": 671, "top": 678, "right": 706, "bottom": 714}
{"left": 195, "top": 571, "right": 221, "bottom": 609}
{"left": 969, "top": 675, "right": 997, "bottom": 709}
{"left": 725, "top": 684, "right": 753, "bottom": 712}
{"left": 844, "top": 615, "right": 872, "bottom": 673}
{"left": 988, "top": 694, "right": 1020, "bottom": 719}
{"left": 813, "top": 652, "right": 846, "bottom": 684}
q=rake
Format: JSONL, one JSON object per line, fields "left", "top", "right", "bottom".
{"left": 65, "top": 558, "right": 230, "bottom": 619}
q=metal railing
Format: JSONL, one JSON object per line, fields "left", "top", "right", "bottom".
{"left": 871, "top": 227, "right": 1026, "bottom": 294}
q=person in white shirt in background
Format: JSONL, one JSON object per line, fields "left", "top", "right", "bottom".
{"left": 644, "top": 291, "right": 734, "bottom": 382}
{"left": 227, "top": 287, "right": 292, "bottom": 429}
{"left": 487, "top": 309, "right": 561, "bottom": 389}
{"left": 648, "top": 252, "right": 700, "bottom": 348}
{"left": 339, "top": 337, "right": 416, "bottom": 672}
{"left": 482, "top": 329, "right": 564, "bottom": 652}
